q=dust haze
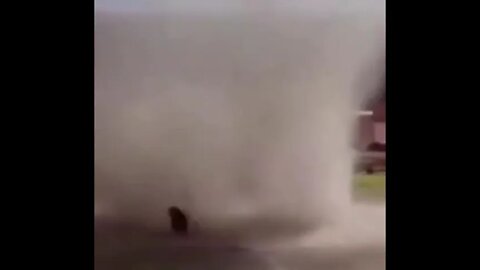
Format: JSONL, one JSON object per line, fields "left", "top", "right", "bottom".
{"left": 95, "top": 0, "right": 385, "bottom": 269}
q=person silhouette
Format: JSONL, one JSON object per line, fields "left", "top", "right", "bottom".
{"left": 168, "top": 206, "right": 189, "bottom": 235}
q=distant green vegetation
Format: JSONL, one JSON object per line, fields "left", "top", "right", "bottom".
{"left": 353, "top": 173, "right": 385, "bottom": 201}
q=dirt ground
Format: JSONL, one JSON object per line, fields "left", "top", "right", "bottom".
{"left": 95, "top": 203, "right": 385, "bottom": 270}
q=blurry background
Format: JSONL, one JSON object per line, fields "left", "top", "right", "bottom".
{"left": 354, "top": 92, "right": 385, "bottom": 201}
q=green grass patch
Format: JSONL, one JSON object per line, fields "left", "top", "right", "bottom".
{"left": 353, "top": 173, "right": 385, "bottom": 201}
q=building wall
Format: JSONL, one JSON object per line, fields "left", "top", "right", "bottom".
{"left": 372, "top": 99, "right": 385, "bottom": 143}
{"left": 372, "top": 100, "right": 385, "bottom": 122}
{"left": 373, "top": 122, "right": 385, "bottom": 143}
{"left": 355, "top": 98, "right": 385, "bottom": 150}
{"left": 356, "top": 116, "right": 374, "bottom": 150}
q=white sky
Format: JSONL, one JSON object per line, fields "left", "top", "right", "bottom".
{"left": 95, "top": 0, "right": 385, "bottom": 16}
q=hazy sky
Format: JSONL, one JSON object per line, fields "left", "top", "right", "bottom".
{"left": 95, "top": 0, "right": 385, "bottom": 16}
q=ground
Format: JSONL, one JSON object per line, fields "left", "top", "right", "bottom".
{"left": 95, "top": 175, "right": 385, "bottom": 270}
{"left": 354, "top": 173, "right": 385, "bottom": 201}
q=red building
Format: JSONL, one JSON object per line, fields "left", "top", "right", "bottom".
{"left": 356, "top": 97, "right": 385, "bottom": 151}
{"left": 355, "top": 96, "right": 385, "bottom": 172}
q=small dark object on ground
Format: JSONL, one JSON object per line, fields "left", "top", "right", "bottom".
{"left": 168, "top": 206, "right": 189, "bottom": 235}
{"left": 366, "top": 166, "right": 374, "bottom": 174}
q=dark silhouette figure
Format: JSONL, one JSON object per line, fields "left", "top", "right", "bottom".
{"left": 168, "top": 206, "right": 189, "bottom": 235}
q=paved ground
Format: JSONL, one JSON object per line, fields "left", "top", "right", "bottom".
{"left": 95, "top": 203, "right": 385, "bottom": 270}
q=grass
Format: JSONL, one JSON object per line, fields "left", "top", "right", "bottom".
{"left": 353, "top": 173, "right": 385, "bottom": 201}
